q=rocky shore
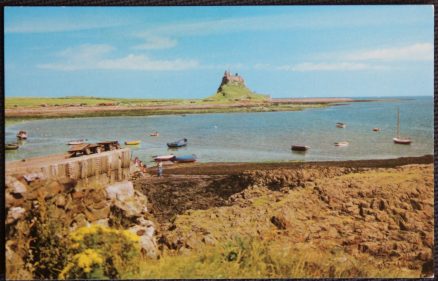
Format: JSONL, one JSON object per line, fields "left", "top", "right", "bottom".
{"left": 5, "top": 155, "right": 434, "bottom": 278}
{"left": 136, "top": 156, "right": 434, "bottom": 277}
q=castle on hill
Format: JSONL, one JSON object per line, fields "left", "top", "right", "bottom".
{"left": 220, "top": 70, "right": 245, "bottom": 86}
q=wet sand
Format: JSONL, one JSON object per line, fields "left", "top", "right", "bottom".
{"left": 148, "top": 154, "right": 433, "bottom": 176}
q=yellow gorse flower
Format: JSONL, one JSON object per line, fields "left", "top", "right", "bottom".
{"left": 73, "top": 249, "right": 104, "bottom": 273}
{"left": 122, "top": 230, "right": 140, "bottom": 243}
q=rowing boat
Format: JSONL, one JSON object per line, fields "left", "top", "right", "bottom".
{"left": 125, "top": 140, "right": 141, "bottom": 145}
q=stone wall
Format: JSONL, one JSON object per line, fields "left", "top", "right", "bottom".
{"left": 6, "top": 148, "right": 131, "bottom": 188}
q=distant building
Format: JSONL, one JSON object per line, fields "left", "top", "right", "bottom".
{"left": 221, "top": 70, "right": 245, "bottom": 86}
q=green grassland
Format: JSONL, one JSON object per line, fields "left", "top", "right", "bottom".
{"left": 207, "top": 83, "right": 269, "bottom": 102}
{"left": 5, "top": 96, "right": 201, "bottom": 109}
{"left": 5, "top": 95, "right": 329, "bottom": 122}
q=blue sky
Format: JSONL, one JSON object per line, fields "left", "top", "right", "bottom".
{"left": 5, "top": 6, "right": 434, "bottom": 98}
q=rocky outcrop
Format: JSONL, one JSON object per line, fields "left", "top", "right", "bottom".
{"left": 5, "top": 175, "right": 158, "bottom": 279}
{"left": 143, "top": 164, "right": 433, "bottom": 277}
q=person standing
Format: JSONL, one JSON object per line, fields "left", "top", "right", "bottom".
{"left": 157, "top": 161, "right": 163, "bottom": 177}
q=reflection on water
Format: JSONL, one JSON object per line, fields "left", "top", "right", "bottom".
{"left": 5, "top": 97, "right": 433, "bottom": 163}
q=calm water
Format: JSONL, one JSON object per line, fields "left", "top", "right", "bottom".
{"left": 5, "top": 97, "right": 433, "bottom": 164}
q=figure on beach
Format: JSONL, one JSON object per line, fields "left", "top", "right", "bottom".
{"left": 157, "top": 161, "right": 163, "bottom": 177}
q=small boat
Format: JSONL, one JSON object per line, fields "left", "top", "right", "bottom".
{"left": 16, "top": 130, "right": 28, "bottom": 140}
{"left": 334, "top": 141, "right": 349, "bottom": 147}
{"left": 150, "top": 132, "right": 159, "bottom": 137}
{"left": 153, "top": 154, "right": 175, "bottom": 162}
{"left": 173, "top": 154, "right": 197, "bottom": 163}
{"left": 372, "top": 128, "right": 380, "bottom": 132}
{"left": 393, "top": 108, "right": 411, "bottom": 145}
{"left": 167, "top": 138, "right": 187, "bottom": 148}
{"left": 336, "top": 123, "right": 346, "bottom": 128}
{"left": 67, "top": 139, "right": 87, "bottom": 145}
{"left": 291, "top": 145, "right": 310, "bottom": 151}
{"left": 5, "top": 143, "right": 19, "bottom": 150}
{"left": 125, "top": 140, "right": 141, "bottom": 145}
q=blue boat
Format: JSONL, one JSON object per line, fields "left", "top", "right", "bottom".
{"left": 173, "top": 154, "right": 197, "bottom": 163}
{"left": 167, "top": 138, "right": 187, "bottom": 148}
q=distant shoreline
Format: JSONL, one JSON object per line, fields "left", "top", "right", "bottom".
{"left": 5, "top": 96, "right": 384, "bottom": 121}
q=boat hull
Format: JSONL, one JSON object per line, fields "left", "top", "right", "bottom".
{"left": 173, "top": 154, "right": 197, "bottom": 163}
{"left": 68, "top": 140, "right": 86, "bottom": 145}
{"left": 393, "top": 138, "right": 412, "bottom": 145}
{"left": 125, "top": 140, "right": 141, "bottom": 145}
{"left": 291, "top": 145, "right": 310, "bottom": 151}
{"left": 167, "top": 138, "right": 187, "bottom": 148}
{"left": 5, "top": 144, "right": 19, "bottom": 150}
{"left": 154, "top": 155, "right": 175, "bottom": 161}
{"left": 334, "top": 142, "right": 349, "bottom": 147}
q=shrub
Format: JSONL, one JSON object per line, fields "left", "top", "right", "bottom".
{"left": 28, "top": 194, "right": 70, "bottom": 279}
{"left": 59, "top": 225, "right": 141, "bottom": 279}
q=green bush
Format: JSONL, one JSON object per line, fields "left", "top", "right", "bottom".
{"left": 28, "top": 195, "right": 70, "bottom": 279}
{"left": 59, "top": 225, "right": 141, "bottom": 279}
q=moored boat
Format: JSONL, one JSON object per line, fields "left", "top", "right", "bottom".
{"left": 334, "top": 141, "right": 349, "bottom": 147}
{"left": 173, "top": 154, "right": 197, "bottom": 163}
{"left": 67, "top": 139, "right": 87, "bottom": 145}
{"left": 153, "top": 154, "right": 175, "bottom": 161}
{"left": 372, "top": 128, "right": 380, "bottom": 132}
{"left": 150, "top": 131, "right": 159, "bottom": 137}
{"left": 5, "top": 143, "right": 19, "bottom": 150}
{"left": 167, "top": 138, "right": 187, "bottom": 148}
{"left": 336, "top": 122, "right": 346, "bottom": 128}
{"left": 125, "top": 140, "right": 141, "bottom": 145}
{"left": 393, "top": 108, "right": 411, "bottom": 145}
{"left": 16, "top": 130, "right": 28, "bottom": 140}
{"left": 393, "top": 137, "right": 411, "bottom": 145}
{"left": 291, "top": 145, "right": 310, "bottom": 151}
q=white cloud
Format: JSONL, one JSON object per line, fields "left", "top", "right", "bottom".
{"left": 277, "top": 62, "right": 385, "bottom": 72}
{"left": 5, "top": 19, "right": 124, "bottom": 33}
{"left": 344, "top": 43, "right": 433, "bottom": 61}
{"left": 132, "top": 37, "right": 177, "bottom": 50}
{"left": 38, "top": 44, "right": 199, "bottom": 71}
{"left": 98, "top": 55, "right": 198, "bottom": 71}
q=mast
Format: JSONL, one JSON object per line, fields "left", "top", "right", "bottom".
{"left": 396, "top": 107, "right": 400, "bottom": 138}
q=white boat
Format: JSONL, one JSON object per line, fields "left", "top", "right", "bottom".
{"left": 67, "top": 139, "right": 86, "bottom": 145}
{"left": 393, "top": 108, "right": 411, "bottom": 145}
{"left": 336, "top": 122, "right": 346, "bottom": 128}
{"left": 334, "top": 141, "right": 349, "bottom": 147}
{"left": 153, "top": 154, "right": 175, "bottom": 161}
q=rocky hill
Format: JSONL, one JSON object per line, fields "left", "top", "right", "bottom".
{"left": 207, "top": 71, "right": 269, "bottom": 101}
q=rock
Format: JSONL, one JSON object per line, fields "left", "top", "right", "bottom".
{"left": 6, "top": 207, "right": 26, "bottom": 225}
{"left": 410, "top": 199, "right": 422, "bottom": 211}
{"left": 6, "top": 177, "right": 27, "bottom": 195}
{"left": 71, "top": 213, "right": 89, "bottom": 229}
{"left": 270, "top": 215, "right": 287, "bottom": 230}
{"left": 6, "top": 193, "right": 24, "bottom": 209}
{"left": 106, "top": 181, "right": 134, "bottom": 201}
{"left": 93, "top": 218, "right": 109, "bottom": 227}
{"left": 44, "top": 181, "right": 62, "bottom": 199}
{"left": 55, "top": 195, "right": 66, "bottom": 207}
{"left": 23, "top": 172, "right": 46, "bottom": 183}
{"left": 72, "top": 190, "right": 85, "bottom": 200}
{"left": 113, "top": 197, "right": 147, "bottom": 218}
{"left": 84, "top": 205, "right": 110, "bottom": 222}
{"left": 128, "top": 224, "right": 158, "bottom": 259}
{"left": 202, "top": 235, "right": 216, "bottom": 245}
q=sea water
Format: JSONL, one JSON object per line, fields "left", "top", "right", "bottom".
{"left": 5, "top": 97, "right": 433, "bottom": 163}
